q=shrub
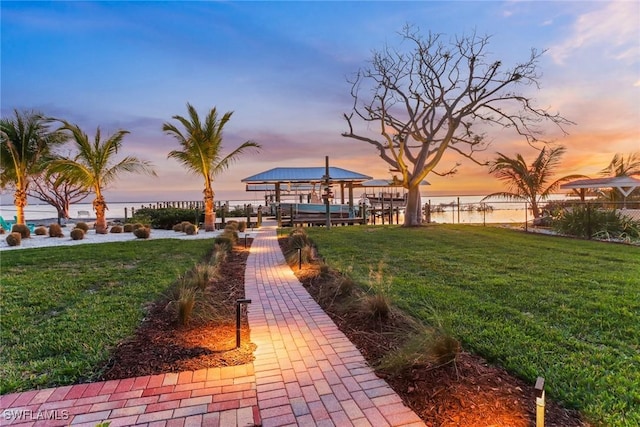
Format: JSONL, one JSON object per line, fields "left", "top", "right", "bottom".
{"left": 133, "top": 227, "right": 151, "bottom": 239}
{"left": 0, "top": 227, "right": 5, "bottom": 235}
{"left": 70, "top": 228, "right": 85, "bottom": 240}
{"left": 6, "top": 232, "right": 21, "bottom": 246}
{"left": 48, "top": 223, "right": 64, "bottom": 238}
{"left": 132, "top": 223, "right": 144, "bottom": 230}
{"left": 11, "top": 224, "right": 30, "bottom": 239}
{"left": 173, "top": 223, "right": 184, "bottom": 232}
{"left": 184, "top": 223, "right": 198, "bottom": 235}
{"left": 553, "top": 205, "right": 640, "bottom": 241}
{"left": 221, "top": 230, "right": 238, "bottom": 244}
{"left": 130, "top": 207, "right": 203, "bottom": 230}
{"left": 75, "top": 222, "right": 90, "bottom": 232}
{"left": 238, "top": 221, "right": 247, "bottom": 232}
{"left": 224, "top": 222, "right": 238, "bottom": 233}
{"left": 110, "top": 225, "right": 123, "bottom": 233}
{"left": 35, "top": 226, "right": 47, "bottom": 236}
{"left": 123, "top": 223, "right": 134, "bottom": 233}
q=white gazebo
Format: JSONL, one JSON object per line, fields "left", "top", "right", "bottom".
{"left": 560, "top": 176, "right": 640, "bottom": 207}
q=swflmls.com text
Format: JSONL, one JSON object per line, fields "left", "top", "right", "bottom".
{"left": 3, "top": 409, "right": 70, "bottom": 421}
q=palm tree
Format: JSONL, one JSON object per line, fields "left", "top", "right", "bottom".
{"left": 163, "top": 104, "right": 260, "bottom": 232}
{"left": 599, "top": 152, "right": 640, "bottom": 201}
{"left": 600, "top": 152, "right": 640, "bottom": 177}
{"left": 483, "top": 146, "right": 585, "bottom": 218}
{"left": 0, "top": 110, "right": 66, "bottom": 224}
{"left": 50, "top": 121, "right": 156, "bottom": 233}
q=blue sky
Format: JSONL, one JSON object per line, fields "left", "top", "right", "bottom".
{"left": 1, "top": 1, "right": 639, "bottom": 202}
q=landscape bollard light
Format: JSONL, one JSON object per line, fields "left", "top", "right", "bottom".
{"left": 535, "top": 376, "right": 545, "bottom": 427}
{"left": 297, "top": 247, "right": 302, "bottom": 270}
{"left": 236, "top": 299, "right": 252, "bottom": 348}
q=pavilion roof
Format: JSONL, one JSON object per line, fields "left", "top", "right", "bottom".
{"left": 241, "top": 167, "right": 372, "bottom": 184}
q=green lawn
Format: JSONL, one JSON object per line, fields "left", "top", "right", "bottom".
{"left": 0, "top": 238, "right": 215, "bottom": 394}
{"left": 303, "top": 225, "right": 640, "bottom": 427}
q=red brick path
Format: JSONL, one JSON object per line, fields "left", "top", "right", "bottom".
{"left": 1, "top": 222, "right": 424, "bottom": 427}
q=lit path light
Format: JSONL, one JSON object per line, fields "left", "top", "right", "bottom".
{"left": 244, "top": 220, "right": 425, "bottom": 426}
{"left": 536, "top": 377, "right": 546, "bottom": 427}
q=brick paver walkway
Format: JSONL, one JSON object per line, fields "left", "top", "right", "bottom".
{"left": 1, "top": 221, "right": 424, "bottom": 427}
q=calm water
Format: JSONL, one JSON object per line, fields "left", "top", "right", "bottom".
{"left": 0, "top": 194, "right": 573, "bottom": 225}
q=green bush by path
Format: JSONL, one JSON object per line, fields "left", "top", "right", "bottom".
{"left": 303, "top": 224, "right": 640, "bottom": 426}
{"left": 0, "top": 238, "right": 215, "bottom": 394}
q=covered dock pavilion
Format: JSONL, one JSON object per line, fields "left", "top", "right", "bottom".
{"left": 561, "top": 176, "right": 640, "bottom": 207}
{"left": 242, "top": 166, "right": 372, "bottom": 226}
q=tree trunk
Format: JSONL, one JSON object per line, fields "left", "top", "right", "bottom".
{"left": 204, "top": 188, "right": 215, "bottom": 232}
{"left": 531, "top": 201, "right": 541, "bottom": 219}
{"left": 93, "top": 196, "right": 108, "bottom": 234}
{"left": 14, "top": 187, "right": 27, "bottom": 225}
{"left": 403, "top": 186, "right": 423, "bottom": 226}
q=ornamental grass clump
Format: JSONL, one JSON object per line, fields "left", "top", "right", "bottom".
{"left": 0, "top": 227, "right": 5, "bottom": 235}
{"left": 184, "top": 223, "right": 198, "bottom": 235}
{"left": 48, "top": 223, "right": 64, "bottom": 238}
{"left": 70, "top": 228, "right": 85, "bottom": 240}
{"left": 362, "top": 260, "right": 392, "bottom": 321}
{"left": 11, "top": 224, "right": 30, "bottom": 239}
{"left": 189, "top": 263, "right": 220, "bottom": 290}
{"left": 173, "top": 223, "right": 184, "bottom": 232}
{"left": 238, "top": 221, "right": 247, "bottom": 232}
{"left": 123, "top": 223, "right": 134, "bottom": 233}
{"left": 133, "top": 227, "right": 151, "bottom": 239}
{"left": 6, "top": 232, "right": 21, "bottom": 246}
{"left": 377, "top": 325, "right": 460, "bottom": 375}
{"left": 35, "top": 226, "right": 47, "bottom": 236}
{"left": 214, "top": 236, "right": 234, "bottom": 253}
{"left": 110, "top": 225, "right": 123, "bottom": 233}
{"left": 75, "top": 222, "right": 90, "bottom": 232}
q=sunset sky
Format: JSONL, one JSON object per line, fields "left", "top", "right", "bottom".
{"left": 1, "top": 1, "right": 638, "bottom": 203}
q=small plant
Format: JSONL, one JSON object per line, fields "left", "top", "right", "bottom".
{"left": 214, "top": 236, "right": 233, "bottom": 253}
{"left": 110, "top": 225, "right": 123, "bottom": 233}
{"left": 133, "top": 227, "right": 151, "bottom": 239}
{"left": 238, "top": 221, "right": 247, "bottom": 232}
{"left": 220, "top": 229, "right": 238, "bottom": 244}
{"left": 184, "top": 223, "right": 198, "bottom": 235}
{"left": 123, "top": 223, "right": 134, "bottom": 233}
{"left": 0, "top": 226, "right": 5, "bottom": 234}
{"left": 35, "top": 226, "right": 47, "bottom": 235}
{"left": 132, "top": 223, "right": 144, "bottom": 230}
{"left": 363, "top": 260, "right": 392, "bottom": 320}
{"left": 225, "top": 220, "right": 239, "bottom": 231}
{"left": 11, "top": 224, "right": 30, "bottom": 239}
{"left": 48, "top": 223, "right": 64, "bottom": 238}
{"left": 70, "top": 228, "right": 85, "bottom": 240}
{"left": 180, "top": 221, "right": 192, "bottom": 231}
{"left": 212, "top": 246, "right": 228, "bottom": 265}
{"left": 75, "top": 222, "right": 90, "bottom": 232}
{"left": 190, "top": 263, "right": 220, "bottom": 290}
{"left": 178, "top": 287, "right": 197, "bottom": 326}
{"left": 6, "top": 232, "right": 21, "bottom": 246}
{"left": 173, "top": 223, "right": 184, "bottom": 232}
{"left": 378, "top": 326, "right": 460, "bottom": 374}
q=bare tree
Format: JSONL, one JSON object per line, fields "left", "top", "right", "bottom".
{"left": 29, "top": 170, "right": 90, "bottom": 222}
{"left": 343, "top": 26, "right": 572, "bottom": 226}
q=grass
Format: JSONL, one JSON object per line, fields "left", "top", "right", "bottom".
{"left": 0, "top": 238, "right": 215, "bottom": 394}
{"left": 302, "top": 224, "right": 640, "bottom": 426}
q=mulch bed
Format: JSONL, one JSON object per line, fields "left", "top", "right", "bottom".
{"left": 278, "top": 234, "right": 589, "bottom": 427}
{"left": 99, "top": 240, "right": 255, "bottom": 380}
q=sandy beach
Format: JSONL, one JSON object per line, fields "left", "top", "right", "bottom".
{"left": 0, "top": 221, "right": 232, "bottom": 251}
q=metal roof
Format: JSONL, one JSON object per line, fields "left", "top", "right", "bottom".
{"left": 242, "top": 167, "right": 372, "bottom": 184}
{"left": 561, "top": 176, "right": 640, "bottom": 197}
{"left": 358, "top": 178, "right": 430, "bottom": 187}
